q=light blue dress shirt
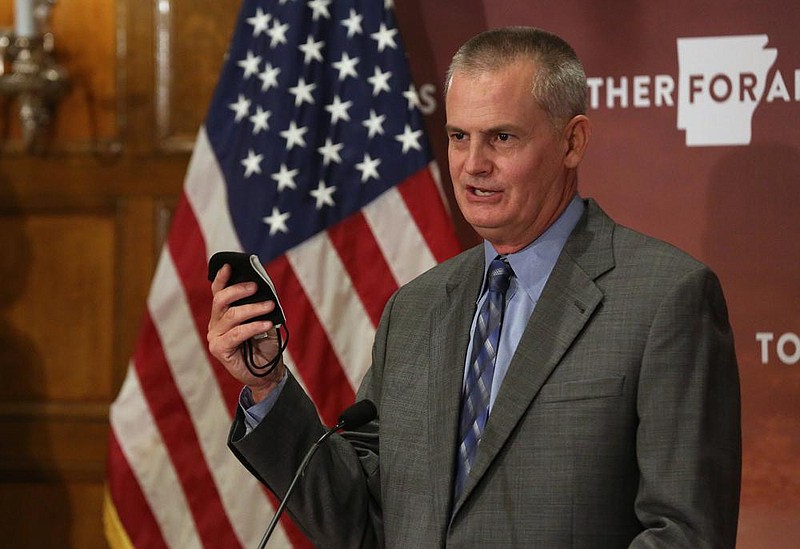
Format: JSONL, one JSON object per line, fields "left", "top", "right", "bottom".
{"left": 241, "top": 196, "right": 585, "bottom": 429}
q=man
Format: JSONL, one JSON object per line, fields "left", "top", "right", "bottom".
{"left": 208, "top": 27, "right": 741, "bottom": 547}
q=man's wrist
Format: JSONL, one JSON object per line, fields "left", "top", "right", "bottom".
{"left": 247, "top": 367, "right": 288, "bottom": 403}
{"left": 250, "top": 382, "right": 279, "bottom": 403}
{"left": 240, "top": 371, "right": 289, "bottom": 432}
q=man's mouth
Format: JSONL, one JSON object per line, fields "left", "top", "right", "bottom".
{"left": 469, "top": 186, "right": 499, "bottom": 197}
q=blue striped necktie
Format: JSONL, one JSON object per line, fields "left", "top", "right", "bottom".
{"left": 454, "top": 256, "right": 514, "bottom": 500}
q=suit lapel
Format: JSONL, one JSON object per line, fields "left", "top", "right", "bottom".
{"left": 452, "top": 199, "right": 616, "bottom": 512}
{"left": 427, "top": 247, "right": 484, "bottom": 531}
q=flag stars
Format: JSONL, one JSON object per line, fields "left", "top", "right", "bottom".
{"left": 310, "top": 180, "right": 337, "bottom": 209}
{"left": 241, "top": 149, "right": 264, "bottom": 178}
{"left": 317, "top": 138, "right": 344, "bottom": 166}
{"left": 280, "top": 121, "right": 308, "bottom": 150}
{"left": 355, "top": 153, "right": 381, "bottom": 183}
{"left": 289, "top": 77, "right": 317, "bottom": 106}
{"left": 263, "top": 207, "right": 291, "bottom": 235}
{"left": 228, "top": 94, "right": 251, "bottom": 122}
{"left": 332, "top": 52, "right": 360, "bottom": 81}
{"left": 325, "top": 95, "right": 353, "bottom": 125}
{"left": 299, "top": 36, "right": 325, "bottom": 65}
{"left": 341, "top": 9, "right": 363, "bottom": 38}
{"left": 246, "top": 8, "right": 271, "bottom": 37}
{"left": 367, "top": 66, "right": 392, "bottom": 96}
{"left": 237, "top": 50, "right": 261, "bottom": 79}
{"left": 267, "top": 19, "right": 290, "bottom": 48}
{"left": 228, "top": 5, "right": 427, "bottom": 242}
{"left": 371, "top": 23, "right": 398, "bottom": 52}
{"left": 249, "top": 106, "right": 271, "bottom": 134}
{"left": 258, "top": 63, "right": 281, "bottom": 92}
{"left": 362, "top": 109, "right": 386, "bottom": 138}
{"left": 307, "top": 0, "right": 332, "bottom": 21}
{"left": 271, "top": 163, "right": 299, "bottom": 191}
{"left": 395, "top": 124, "right": 423, "bottom": 153}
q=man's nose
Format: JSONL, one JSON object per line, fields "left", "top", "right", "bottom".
{"left": 464, "top": 142, "right": 492, "bottom": 176}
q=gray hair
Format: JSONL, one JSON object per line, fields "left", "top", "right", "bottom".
{"left": 445, "top": 27, "right": 587, "bottom": 125}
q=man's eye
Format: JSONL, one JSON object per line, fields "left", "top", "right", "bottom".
{"left": 497, "top": 133, "right": 511, "bottom": 142}
{"left": 450, "top": 132, "right": 465, "bottom": 141}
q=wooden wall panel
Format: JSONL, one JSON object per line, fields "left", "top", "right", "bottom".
{"left": 0, "top": 401, "right": 109, "bottom": 474}
{"left": 50, "top": 0, "right": 119, "bottom": 144}
{"left": 0, "top": 214, "right": 115, "bottom": 402}
{"left": 0, "top": 0, "right": 239, "bottom": 547}
{"left": 156, "top": 0, "right": 237, "bottom": 150}
{"left": 0, "top": 212, "right": 115, "bottom": 546}
{"left": 0, "top": 480, "right": 105, "bottom": 548}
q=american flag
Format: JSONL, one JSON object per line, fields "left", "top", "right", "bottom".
{"left": 104, "top": 0, "right": 460, "bottom": 547}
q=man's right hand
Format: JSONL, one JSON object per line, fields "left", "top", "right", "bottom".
{"left": 207, "top": 263, "right": 286, "bottom": 402}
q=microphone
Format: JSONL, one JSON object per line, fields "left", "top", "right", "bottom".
{"left": 257, "top": 399, "right": 378, "bottom": 548}
{"left": 338, "top": 399, "right": 378, "bottom": 431}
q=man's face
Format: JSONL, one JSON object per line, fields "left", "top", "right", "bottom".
{"left": 445, "top": 60, "right": 576, "bottom": 254}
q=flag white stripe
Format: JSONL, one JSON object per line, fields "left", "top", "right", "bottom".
{"left": 287, "top": 232, "right": 375, "bottom": 390}
{"left": 363, "top": 186, "right": 438, "bottom": 286}
{"left": 185, "top": 129, "right": 245, "bottom": 257}
{"left": 147, "top": 247, "right": 287, "bottom": 547}
{"left": 427, "top": 161, "right": 453, "bottom": 217}
{"left": 110, "top": 364, "right": 202, "bottom": 549}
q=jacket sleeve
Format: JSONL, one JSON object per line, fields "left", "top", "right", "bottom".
{"left": 228, "top": 372, "right": 382, "bottom": 548}
{"left": 630, "top": 266, "right": 741, "bottom": 548}
{"left": 227, "top": 291, "right": 400, "bottom": 548}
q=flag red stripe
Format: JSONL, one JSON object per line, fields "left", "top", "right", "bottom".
{"left": 327, "top": 212, "right": 398, "bottom": 326}
{"left": 170, "top": 194, "right": 314, "bottom": 548}
{"left": 133, "top": 313, "right": 241, "bottom": 548}
{"left": 266, "top": 254, "right": 357, "bottom": 425}
{"left": 397, "top": 168, "right": 462, "bottom": 262}
{"left": 107, "top": 431, "right": 169, "bottom": 549}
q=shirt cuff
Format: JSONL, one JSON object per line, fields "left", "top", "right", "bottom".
{"left": 239, "top": 372, "right": 288, "bottom": 434}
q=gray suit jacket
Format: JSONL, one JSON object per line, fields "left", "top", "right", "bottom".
{"left": 230, "top": 199, "right": 741, "bottom": 548}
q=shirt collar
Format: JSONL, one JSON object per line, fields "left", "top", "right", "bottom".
{"left": 480, "top": 195, "right": 585, "bottom": 302}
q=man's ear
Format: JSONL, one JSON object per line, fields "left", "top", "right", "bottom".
{"left": 563, "top": 115, "right": 591, "bottom": 169}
